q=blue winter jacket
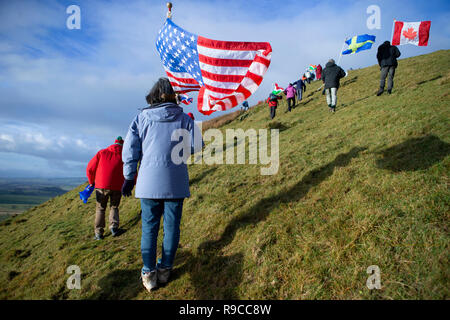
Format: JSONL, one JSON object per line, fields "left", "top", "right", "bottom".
{"left": 122, "top": 102, "right": 203, "bottom": 199}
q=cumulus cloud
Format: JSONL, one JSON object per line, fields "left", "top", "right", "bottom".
{"left": 0, "top": 0, "right": 449, "bottom": 177}
{"left": 0, "top": 121, "right": 100, "bottom": 161}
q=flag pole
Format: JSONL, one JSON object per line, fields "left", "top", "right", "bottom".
{"left": 166, "top": 2, "right": 173, "bottom": 19}
{"left": 337, "top": 38, "right": 347, "bottom": 66}
{"left": 390, "top": 19, "right": 396, "bottom": 43}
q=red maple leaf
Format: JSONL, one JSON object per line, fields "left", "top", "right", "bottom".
{"left": 403, "top": 27, "right": 417, "bottom": 40}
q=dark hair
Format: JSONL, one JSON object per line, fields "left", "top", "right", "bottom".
{"left": 145, "top": 77, "right": 176, "bottom": 105}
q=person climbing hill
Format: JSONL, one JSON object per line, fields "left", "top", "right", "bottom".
{"left": 284, "top": 83, "right": 297, "bottom": 112}
{"left": 322, "top": 59, "right": 346, "bottom": 113}
{"left": 294, "top": 78, "right": 307, "bottom": 103}
{"left": 316, "top": 64, "right": 322, "bottom": 80}
{"left": 376, "top": 40, "right": 401, "bottom": 95}
{"left": 266, "top": 93, "right": 282, "bottom": 119}
{"left": 121, "top": 77, "right": 203, "bottom": 292}
{"left": 86, "top": 136, "right": 125, "bottom": 240}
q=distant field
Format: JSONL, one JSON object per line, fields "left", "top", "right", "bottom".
{"left": 0, "top": 177, "right": 85, "bottom": 216}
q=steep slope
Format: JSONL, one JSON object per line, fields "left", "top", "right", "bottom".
{"left": 0, "top": 50, "right": 449, "bottom": 300}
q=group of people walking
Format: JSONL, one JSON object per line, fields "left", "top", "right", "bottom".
{"left": 86, "top": 78, "right": 203, "bottom": 292}
{"left": 84, "top": 40, "right": 402, "bottom": 294}
{"left": 267, "top": 40, "right": 401, "bottom": 117}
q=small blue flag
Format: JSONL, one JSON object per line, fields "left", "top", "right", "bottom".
{"left": 342, "top": 34, "right": 376, "bottom": 55}
{"left": 79, "top": 184, "right": 95, "bottom": 204}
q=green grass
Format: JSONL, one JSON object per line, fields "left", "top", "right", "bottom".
{"left": 0, "top": 50, "right": 449, "bottom": 300}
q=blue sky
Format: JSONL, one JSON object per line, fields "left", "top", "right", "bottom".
{"left": 0, "top": 0, "right": 449, "bottom": 178}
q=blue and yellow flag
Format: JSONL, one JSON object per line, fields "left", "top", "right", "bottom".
{"left": 342, "top": 34, "right": 376, "bottom": 55}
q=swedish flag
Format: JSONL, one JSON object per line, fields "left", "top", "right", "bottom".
{"left": 342, "top": 34, "right": 376, "bottom": 55}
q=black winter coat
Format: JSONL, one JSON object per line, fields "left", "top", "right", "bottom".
{"left": 322, "top": 62, "right": 346, "bottom": 89}
{"left": 377, "top": 41, "right": 401, "bottom": 68}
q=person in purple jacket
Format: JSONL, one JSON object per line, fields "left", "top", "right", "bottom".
{"left": 284, "top": 83, "right": 297, "bottom": 112}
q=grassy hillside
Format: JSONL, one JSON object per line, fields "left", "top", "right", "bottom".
{"left": 0, "top": 50, "right": 449, "bottom": 300}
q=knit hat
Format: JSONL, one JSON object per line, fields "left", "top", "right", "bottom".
{"left": 115, "top": 136, "right": 123, "bottom": 145}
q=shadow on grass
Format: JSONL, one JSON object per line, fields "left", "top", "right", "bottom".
{"left": 376, "top": 135, "right": 450, "bottom": 172}
{"left": 341, "top": 95, "right": 371, "bottom": 108}
{"left": 122, "top": 210, "right": 141, "bottom": 230}
{"left": 88, "top": 269, "right": 142, "bottom": 299}
{"left": 266, "top": 121, "right": 290, "bottom": 132}
{"left": 416, "top": 75, "right": 442, "bottom": 86}
{"left": 342, "top": 76, "right": 358, "bottom": 87}
{"left": 188, "top": 146, "right": 366, "bottom": 298}
{"left": 298, "top": 98, "right": 314, "bottom": 107}
{"left": 190, "top": 167, "right": 217, "bottom": 185}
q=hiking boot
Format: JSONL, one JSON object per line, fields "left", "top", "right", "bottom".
{"left": 376, "top": 89, "right": 384, "bottom": 96}
{"left": 387, "top": 89, "right": 392, "bottom": 94}
{"left": 94, "top": 233, "right": 103, "bottom": 240}
{"left": 331, "top": 106, "right": 336, "bottom": 113}
{"left": 142, "top": 271, "right": 157, "bottom": 292}
{"left": 110, "top": 227, "right": 119, "bottom": 237}
{"left": 157, "top": 267, "right": 171, "bottom": 285}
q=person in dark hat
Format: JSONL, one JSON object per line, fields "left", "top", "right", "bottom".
{"left": 86, "top": 136, "right": 125, "bottom": 240}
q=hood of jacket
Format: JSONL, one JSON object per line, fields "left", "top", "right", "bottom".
{"left": 107, "top": 144, "right": 123, "bottom": 154}
{"left": 325, "top": 61, "right": 336, "bottom": 68}
{"left": 141, "top": 102, "right": 183, "bottom": 122}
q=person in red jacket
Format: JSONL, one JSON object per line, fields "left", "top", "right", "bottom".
{"left": 86, "top": 136, "right": 125, "bottom": 240}
{"left": 266, "top": 93, "right": 282, "bottom": 119}
{"left": 316, "top": 64, "right": 322, "bottom": 80}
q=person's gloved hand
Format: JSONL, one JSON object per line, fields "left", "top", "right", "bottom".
{"left": 121, "top": 179, "right": 135, "bottom": 197}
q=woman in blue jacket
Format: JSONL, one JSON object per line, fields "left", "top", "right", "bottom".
{"left": 121, "top": 78, "right": 203, "bottom": 292}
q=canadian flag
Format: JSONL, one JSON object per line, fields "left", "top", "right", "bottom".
{"left": 392, "top": 20, "right": 431, "bottom": 46}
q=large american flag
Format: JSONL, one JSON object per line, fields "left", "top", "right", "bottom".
{"left": 156, "top": 19, "right": 272, "bottom": 115}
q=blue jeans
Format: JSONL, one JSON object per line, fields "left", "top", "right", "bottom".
{"left": 140, "top": 199, "right": 184, "bottom": 273}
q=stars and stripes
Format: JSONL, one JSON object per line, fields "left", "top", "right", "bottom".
{"left": 156, "top": 19, "right": 272, "bottom": 115}
{"left": 178, "top": 93, "right": 194, "bottom": 105}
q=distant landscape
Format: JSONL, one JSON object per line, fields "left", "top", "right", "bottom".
{"left": 0, "top": 178, "right": 86, "bottom": 221}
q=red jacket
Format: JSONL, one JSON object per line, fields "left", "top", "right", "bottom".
{"left": 316, "top": 64, "right": 322, "bottom": 80}
{"left": 86, "top": 144, "right": 125, "bottom": 191}
{"left": 266, "top": 95, "right": 282, "bottom": 107}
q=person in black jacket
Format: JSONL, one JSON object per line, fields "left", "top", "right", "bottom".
{"left": 376, "top": 41, "right": 401, "bottom": 95}
{"left": 322, "top": 59, "right": 346, "bottom": 113}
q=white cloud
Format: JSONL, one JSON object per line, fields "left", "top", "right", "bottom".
{"left": 0, "top": 0, "right": 449, "bottom": 177}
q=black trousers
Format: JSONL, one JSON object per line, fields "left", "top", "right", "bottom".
{"left": 380, "top": 66, "right": 396, "bottom": 91}
{"left": 287, "top": 97, "right": 295, "bottom": 111}
{"left": 270, "top": 106, "right": 276, "bottom": 119}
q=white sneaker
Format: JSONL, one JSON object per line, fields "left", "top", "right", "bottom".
{"left": 142, "top": 271, "right": 157, "bottom": 292}
{"left": 157, "top": 267, "right": 171, "bottom": 285}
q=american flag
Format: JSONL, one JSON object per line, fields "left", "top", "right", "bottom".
{"left": 178, "top": 93, "right": 193, "bottom": 105}
{"left": 156, "top": 19, "right": 272, "bottom": 115}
